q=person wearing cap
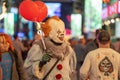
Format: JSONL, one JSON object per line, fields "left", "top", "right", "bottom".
{"left": 80, "top": 30, "right": 120, "bottom": 80}
{"left": 68, "top": 37, "right": 79, "bottom": 49}
{"left": 74, "top": 35, "right": 86, "bottom": 80}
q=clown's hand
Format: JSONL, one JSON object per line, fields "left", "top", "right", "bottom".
{"left": 39, "top": 54, "right": 51, "bottom": 71}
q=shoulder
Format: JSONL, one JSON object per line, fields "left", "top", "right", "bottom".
{"left": 86, "top": 40, "right": 96, "bottom": 46}
{"left": 8, "top": 50, "right": 20, "bottom": 59}
{"left": 110, "top": 48, "right": 120, "bottom": 55}
{"left": 33, "top": 40, "right": 42, "bottom": 46}
{"left": 75, "top": 43, "right": 83, "bottom": 47}
{"left": 9, "top": 50, "right": 17, "bottom": 54}
{"left": 87, "top": 49, "right": 99, "bottom": 56}
{"left": 32, "top": 40, "right": 44, "bottom": 49}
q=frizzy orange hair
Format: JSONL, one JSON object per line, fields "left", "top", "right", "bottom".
{"left": 41, "top": 16, "right": 61, "bottom": 37}
{"left": 0, "top": 33, "right": 14, "bottom": 51}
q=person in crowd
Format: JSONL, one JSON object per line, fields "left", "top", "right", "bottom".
{"left": 0, "top": 33, "right": 27, "bottom": 80}
{"left": 68, "top": 37, "right": 79, "bottom": 49}
{"left": 85, "top": 29, "right": 104, "bottom": 54}
{"left": 85, "top": 29, "right": 115, "bottom": 55}
{"left": 113, "top": 38, "right": 120, "bottom": 53}
{"left": 80, "top": 30, "right": 120, "bottom": 80}
{"left": 0, "top": 2, "right": 6, "bottom": 80}
{"left": 74, "top": 35, "right": 86, "bottom": 80}
{"left": 21, "top": 39, "right": 31, "bottom": 61}
{"left": 12, "top": 34, "right": 28, "bottom": 61}
{"left": 24, "top": 16, "right": 77, "bottom": 80}
{"left": 30, "top": 33, "right": 42, "bottom": 46}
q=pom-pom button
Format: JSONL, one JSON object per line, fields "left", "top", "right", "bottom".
{"left": 57, "top": 64, "right": 63, "bottom": 70}
{"left": 55, "top": 74, "right": 62, "bottom": 79}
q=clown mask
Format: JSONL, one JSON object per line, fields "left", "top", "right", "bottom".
{"left": 47, "top": 16, "right": 65, "bottom": 44}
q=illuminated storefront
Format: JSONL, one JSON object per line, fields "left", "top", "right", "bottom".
{"left": 102, "top": 0, "right": 120, "bottom": 37}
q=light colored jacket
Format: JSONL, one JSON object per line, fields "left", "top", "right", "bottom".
{"left": 80, "top": 48, "right": 120, "bottom": 80}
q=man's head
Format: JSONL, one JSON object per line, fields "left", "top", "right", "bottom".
{"left": 98, "top": 30, "right": 111, "bottom": 47}
{"left": 95, "top": 29, "right": 105, "bottom": 43}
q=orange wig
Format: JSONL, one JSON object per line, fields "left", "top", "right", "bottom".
{"left": 41, "top": 16, "right": 61, "bottom": 37}
{"left": 0, "top": 33, "right": 14, "bottom": 51}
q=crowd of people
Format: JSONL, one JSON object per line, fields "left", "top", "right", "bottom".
{"left": 0, "top": 16, "right": 120, "bottom": 80}
{"left": 0, "top": 3, "right": 120, "bottom": 80}
{"left": 1, "top": 1, "right": 120, "bottom": 80}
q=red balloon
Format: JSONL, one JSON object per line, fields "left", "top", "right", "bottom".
{"left": 35, "top": 1, "right": 48, "bottom": 22}
{"left": 19, "top": 0, "right": 40, "bottom": 22}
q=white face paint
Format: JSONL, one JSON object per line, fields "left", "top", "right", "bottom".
{"left": 49, "top": 19, "right": 65, "bottom": 43}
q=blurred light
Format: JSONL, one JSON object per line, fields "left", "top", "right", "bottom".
{"left": 104, "top": 21, "right": 107, "bottom": 25}
{"left": 111, "top": 19, "right": 115, "bottom": 23}
{"left": 103, "top": 0, "right": 110, "bottom": 3}
{"left": 116, "top": 18, "right": 120, "bottom": 22}
{"left": 104, "top": 20, "right": 110, "bottom": 25}
{"left": 107, "top": 20, "right": 110, "bottom": 24}
{"left": 10, "top": 7, "right": 18, "bottom": 14}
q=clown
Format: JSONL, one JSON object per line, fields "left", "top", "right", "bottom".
{"left": 24, "top": 16, "right": 77, "bottom": 80}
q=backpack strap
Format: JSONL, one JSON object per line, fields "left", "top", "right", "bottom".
{"left": 43, "top": 59, "right": 59, "bottom": 80}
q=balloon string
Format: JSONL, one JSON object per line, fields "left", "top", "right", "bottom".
{"left": 36, "top": 22, "right": 46, "bottom": 50}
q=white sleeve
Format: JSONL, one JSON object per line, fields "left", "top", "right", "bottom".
{"left": 24, "top": 44, "right": 44, "bottom": 78}
{"left": 79, "top": 53, "right": 91, "bottom": 80}
{"left": 69, "top": 46, "right": 77, "bottom": 73}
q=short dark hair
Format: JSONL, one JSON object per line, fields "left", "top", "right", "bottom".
{"left": 95, "top": 29, "right": 104, "bottom": 36}
{"left": 98, "top": 30, "right": 110, "bottom": 44}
